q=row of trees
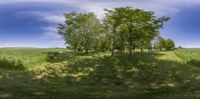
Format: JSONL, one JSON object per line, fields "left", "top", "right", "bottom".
{"left": 58, "top": 7, "right": 172, "bottom": 55}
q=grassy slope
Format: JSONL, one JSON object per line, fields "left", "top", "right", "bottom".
{"left": 0, "top": 49, "right": 200, "bottom": 98}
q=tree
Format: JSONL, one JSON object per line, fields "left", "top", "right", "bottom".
{"left": 58, "top": 12, "right": 101, "bottom": 54}
{"left": 154, "top": 36, "right": 166, "bottom": 51}
{"left": 58, "top": 12, "right": 81, "bottom": 52}
{"left": 165, "top": 39, "right": 175, "bottom": 51}
{"left": 78, "top": 13, "right": 101, "bottom": 54}
{"left": 58, "top": 7, "right": 170, "bottom": 55}
{"left": 178, "top": 46, "right": 183, "bottom": 49}
{"left": 104, "top": 8, "right": 122, "bottom": 55}
{"left": 104, "top": 7, "right": 169, "bottom": 55}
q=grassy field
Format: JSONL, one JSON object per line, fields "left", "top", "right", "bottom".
{"left": 0, "top": 48, "right": 67, "bottom": 69}
{"left": 175, "top": 48, "right": 200, "bottom": 60}
{"left": 1, "top": 48, "right": 200, "bottom": 98}
{"left": 175, "top": 48, "right": 200, "bottom": 66}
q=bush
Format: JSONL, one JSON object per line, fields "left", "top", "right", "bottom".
{"left": 45, "top": 52, "right": 70, "bottom": 62}
{"left": 187, "top": 59, "right": 200, "bottom": 67}
{"left": 46, "top": 52, "right": 60, "bottom": 62}
{"left": 0, "top": 57, "right": 25, "bottom": 70}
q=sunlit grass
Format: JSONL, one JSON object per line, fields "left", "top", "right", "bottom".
{"left": 175, "top": 48, "right": 200, "bottom": 66}
{"left": 0, "top": 48, "right": 68, "bottom": 69}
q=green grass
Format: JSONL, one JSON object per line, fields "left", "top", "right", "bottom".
{"left": 175, "top": 48, "right": 200, "bottom": 66}
{"left": 1, "top": 48, "right": 200, "bottom": 98}
{"left": 174, "top": 48, "right": 200, "bottom": 61}
{"left": 0, "top": 48, "right": 67, "bottom": 69}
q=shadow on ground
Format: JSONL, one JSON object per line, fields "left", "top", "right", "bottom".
{"left": 0, "top": 52, "right": 200, "bottom": 99}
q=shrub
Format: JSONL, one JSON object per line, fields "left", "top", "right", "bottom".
{"left": 187, "top": 59, "right": 200, "bottom": 67}
{"left": 46, "top": 52, "right": 60, "bottom": 62}
{"left": 0, "top": 57, "right": 25, "bottom": 70}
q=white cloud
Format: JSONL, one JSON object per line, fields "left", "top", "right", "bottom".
{"left": 0, "top": 42, "right": 40, "bottom": 48}
{"left": 2, "top": 0, "right": 200, "bottom": 48}
{"left": 42, "top": 26, "right": 65, "bottom": 47}
{"left": 43, "top": 15, "right": 65, "bottom": 24}
{"left": 15, "top": 10, "right": 66, "bottom": 48}
{"left": 16, "top": 11, "right": 65, "bottom": 24}
{"left": 0, "top": 0, "right": 77, "bottom": 4}
{"left": 3, "top": 0, "right": 200, "bottom": 17}
{"left": 42, "top": 26, "right": 62, "bottom": 39}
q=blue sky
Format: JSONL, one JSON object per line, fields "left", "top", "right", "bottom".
{"left": 0, "top": 0, "right": 200, "bottom": 48}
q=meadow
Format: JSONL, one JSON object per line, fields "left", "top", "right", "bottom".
{"left": 0, "top": 48, "right": 200, "bottom": 99}
{"left": 0, "top": 48, "right": 67, "bottom": 69}
{"left": 175, "top": 48, "right": 200, "bottom": 66}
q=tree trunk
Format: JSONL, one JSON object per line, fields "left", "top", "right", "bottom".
{"left": 111, "top": 43, "right": 114, "bottom": 55}
{"left": 140, "top": 42, "right": 144, "bottom": 53}
{"left": 85, "top": 48, "right": 89, "bottom": 54}
{"left": 123, "top": 48, "right": 126, "bottom": 54}
{"left": 129, "top": 46, "right": 132, "bottom": 55}
{"left": 128, "top": 22, "right": 133, "bottom": 55}
{"left": 74, "top": 46, "right": 77, "bottom": 53}
{"left": 111, "top": 27, "right": 116, "bottom": 56}
{"left": 84, "top": 42, "right": 89, "bottom": 54}
{"left": 140, "top": 46, "right": 143, "bottom": 53}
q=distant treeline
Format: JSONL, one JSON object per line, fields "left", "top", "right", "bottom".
{"left": 58, "top": 7, "right": 174, "bottom": 55}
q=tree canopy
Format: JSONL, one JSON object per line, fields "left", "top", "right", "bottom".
{"left": 58, "top": 7, "right": 171, "bottom": 54}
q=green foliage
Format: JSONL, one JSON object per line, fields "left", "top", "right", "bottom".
{"left": 45, "top": 52, "right": 74, "bottom": 62}
{"left": 58, "top": 7, "right": 170, "bottom": 55}
{"left": 187, "top": 59, "right": 200, "bottom": 67}
{"left": 154, "top": 37, "right": 175, "bottom": 51}
{"left": 154, "top": 36, "right": 166, "bottom": 51}
{"left": 58, "top": 12, "right": 101, "bottom": 54}
{"left": 0, "top": 57, "right": 25, "bottom": 70}
{"left": 178, "top": 46, "right": 183, "bottom": 49}
{"left": 165, "top": 39, "right": 175, "bottom": 50}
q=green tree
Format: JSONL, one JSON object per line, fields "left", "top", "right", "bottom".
{"left": 59, "top": 7, "right": 170, "bottom": 55}
{"left": 154, "top": 36, "right": 166, "bottom": 51}
{"left": 104, "top": 7, "right": 169, "bottom": 55}
{"left": 165, "top": 39, "right": 175, "bottom": 51}
{"left": 58, "top": 12, "right": 81, "bottom": 52}
{"left": 58, "top": 12, "right": 101, "bottom": 54}
{"left": 104, "top": 8, "right": 122, "bottom": 55}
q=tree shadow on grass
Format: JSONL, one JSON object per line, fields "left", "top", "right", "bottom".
{"left": 1, "top": 52, "right": 200, "bottom": 98}
{"left": 61, "top": 52, "right": 200, "bottom": 98}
